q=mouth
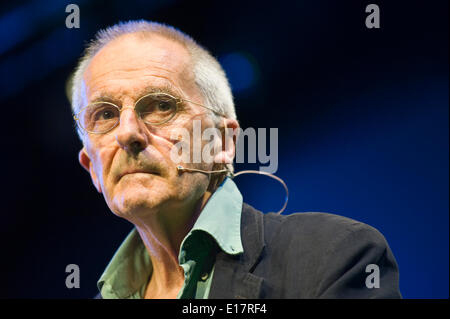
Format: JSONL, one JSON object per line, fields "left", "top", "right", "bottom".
{"left": 118, "top": 170, "right": 160, "bottom": 181}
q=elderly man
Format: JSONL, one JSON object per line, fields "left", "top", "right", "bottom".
{"left": 71, "top": 20, "right": 401, "bottom": 299}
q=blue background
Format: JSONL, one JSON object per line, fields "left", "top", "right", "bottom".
{"left": 0, "top": 0, "right": 447, "bottom": 298}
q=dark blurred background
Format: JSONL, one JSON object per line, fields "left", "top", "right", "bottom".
{"left": 0, "top": 0, "right": 448, "bottom": 298}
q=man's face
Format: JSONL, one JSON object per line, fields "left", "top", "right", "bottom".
{"left": 78, "top": 33, "right": 220, "bottom": 222}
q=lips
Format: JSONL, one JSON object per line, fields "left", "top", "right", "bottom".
{"left": 118, "top": 169, "right": 159, "bottom": 181}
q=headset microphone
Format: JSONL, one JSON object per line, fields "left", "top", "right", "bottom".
{"left": 176, "top": 165, "right": 289, "bottom": 215}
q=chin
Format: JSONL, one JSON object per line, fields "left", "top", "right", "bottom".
{"left": 107, "top": 182, "right": 174, "bottom": 219}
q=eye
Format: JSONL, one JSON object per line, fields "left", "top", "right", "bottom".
{"left": 136, "top": 93, "right": 178, "bottom": 125}
{"left": 100, "top": 109, "right": 115, "bottom": 119}
{"left": 80, "top": 103, "right": 119, "bottom": 133}
{"left": 92, "top": 104, "right": 119, "bottom": 121}
{"left": 156, "top": 101, "right": 173, "bottom": 112}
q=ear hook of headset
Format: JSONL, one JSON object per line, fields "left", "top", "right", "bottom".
{"left": 230, "top": 169, "right": 289, "bottom": 215}
{"left": 176, "top": 165, "right": 288, "bottom": 214}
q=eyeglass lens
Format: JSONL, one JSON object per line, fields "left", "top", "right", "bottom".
{"left": 79, "top": 93, "right": 178, "bottom": 133}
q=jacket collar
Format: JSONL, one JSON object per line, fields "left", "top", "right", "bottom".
{"left": 208, "top": 203, "right": 265, "bottom": 299}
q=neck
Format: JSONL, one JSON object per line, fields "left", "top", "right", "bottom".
{"left": 134, "top": 190, "right": 213, "bottom": 298}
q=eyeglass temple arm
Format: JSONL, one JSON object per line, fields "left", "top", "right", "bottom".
{"left": 181, "top": 98, "right": 227, "bottom": 118}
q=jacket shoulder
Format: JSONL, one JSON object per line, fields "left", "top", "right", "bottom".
{"left": 241, "top": 204, "right": 401, "bottom": 298}
{"left": 242, "top": 203, "right": 389, "bottom": 251}
{"left": 289, "top": 212, "right": 389, "bottom": 249}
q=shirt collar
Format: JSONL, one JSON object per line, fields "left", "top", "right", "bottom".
{"left": 97, "top": 177, "right": 243, "bottom": 299}
{"left": 179, "top": 177, "right": 244, "bottom": 257}
{"left": 97, "top": 228, "right": 152, "bottom": 299}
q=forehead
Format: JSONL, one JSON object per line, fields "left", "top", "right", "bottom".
{"left": 83, "top": 33, "right": 195, "bottom": 102}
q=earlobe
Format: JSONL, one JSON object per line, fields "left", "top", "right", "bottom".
{"left": 78, "top": 148, "right": 102, "bottom": 193}
{"left": 78, "top": 148, "right": 90, "bottom": 172}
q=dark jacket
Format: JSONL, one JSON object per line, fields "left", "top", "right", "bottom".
{"left": 96, "top": 203, "right": 402, "bottom": 299}
{"left": 208, "top": 203, "right": 401, "bottom": 298}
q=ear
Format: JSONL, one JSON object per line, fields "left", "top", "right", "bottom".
{"left": 213, "top": 118, "right": 240, "bottom": 165}
{"left": 78, "top": 148, "right": 102, "bottom": 193}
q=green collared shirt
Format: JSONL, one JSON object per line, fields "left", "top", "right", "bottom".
{"left": 97, "top": 177, "right": 244, "bottom": 299}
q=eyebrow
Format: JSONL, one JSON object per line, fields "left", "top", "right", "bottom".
{"left": 89, "top": 84, "right": 181, "bottom": 105}
{"left": 139, "top": 85, "right": 182, "bottom": 100}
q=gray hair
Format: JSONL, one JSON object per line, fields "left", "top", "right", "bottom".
{"left": 71, "top": 20, "right": 236, "bottom": 174}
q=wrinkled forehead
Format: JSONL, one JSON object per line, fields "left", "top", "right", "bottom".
{"left": 82, "top": 33, "right": 196, "bottom": 103}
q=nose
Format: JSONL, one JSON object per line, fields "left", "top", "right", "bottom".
{"left": 115, "top": 106, "right": 148, "bottom": 154}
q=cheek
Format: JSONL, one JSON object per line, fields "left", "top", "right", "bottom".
{"left": 91, "top": 143, "right": 117, "bottom": 189}
{"left": 147, "top": 127, "right": 190, "bottom": 168}
{"left": 150, "top": 131, "right": 178, "bottom": 155}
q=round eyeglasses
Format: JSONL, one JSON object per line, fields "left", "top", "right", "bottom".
{"left": 74, "top": 92, "right": 226, "bottom": 134}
